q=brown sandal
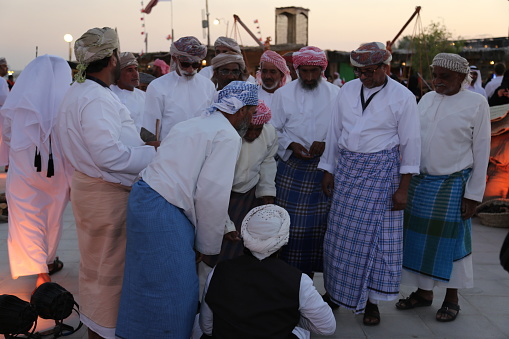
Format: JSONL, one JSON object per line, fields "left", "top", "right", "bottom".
{"left": 396, "top": 291, "right": 433, "bottom": 310}
{"left": 363, "top": 302, "right": 380, "bottom": 326}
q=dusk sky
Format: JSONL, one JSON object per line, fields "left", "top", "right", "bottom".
{"left": 2, "top": 0, "right": 508, "bottom": 70}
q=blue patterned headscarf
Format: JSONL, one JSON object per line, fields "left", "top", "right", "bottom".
{"left": 207, "top": 81, "right": 258, "bottom": 115}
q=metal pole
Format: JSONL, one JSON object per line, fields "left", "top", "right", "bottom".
{"left": 206, "top": 0, "right": 210, "bottom": 47}
{"left": 68, "top": 41, "right": 72, "bottom": 61}
{"left": 171, "top": 0, "right": 174, "bottom": 43}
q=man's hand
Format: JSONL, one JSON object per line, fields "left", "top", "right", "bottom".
{"left": 461, "top": 198, "right": 479, "bottom": 220}
{"left": 392, "top": 188, "right": 408, "bottom": 211}
{"left": 260, "top": 196, "right": 275, "bottom": 205}
{"left": 309, "top": 141, "right": 325, "bottom": 157}
{"left": 321, "top": 171, "right": 334, "bottom": 197}
{"left": 224, "top": 231, "right": 241, "bottom": 243}
{"left": 289, "top": 142, "right": 313, "bottom": 160}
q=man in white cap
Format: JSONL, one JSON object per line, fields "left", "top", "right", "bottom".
{"left": 199, "top": 36, "right": 243, "bottom": 79}
{"left": 395, "top": 53, "right": 490, "bottom": 323}
{"left": 211, "top": 51, "right": 249, "bottom": 90}
{"left": 116, "top": 81, "right": 258, "bottom": 339}
{"left": 2, "top": 55, "right": 72, "bottom": 291}
{"left": 143, "top": 36, "right": 215, "bottom": 140}
{"left": 199, "top": 204, "right": 336, "bottom": 339}
{"left": 256, "top": 50, "right": 291, "bottom": 109}
{"left": 56, "top": 27, "right": 156, "bottom": 339}
{"left": 271, "top": 46, "right": 340, "bottom": 279}
{"left": 111, "top": 52, "right": 146, "bottom": 132}
{"left": 318, "top": 42, "right": 421, "bottom": 325}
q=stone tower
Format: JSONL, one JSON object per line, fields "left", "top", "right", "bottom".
{"left": 275, "top": 7, "right": 309, "bottom": 46}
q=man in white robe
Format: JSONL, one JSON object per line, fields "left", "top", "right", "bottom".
{"left": 116, "top": 81, "right": 258, "bottom": 339}
{"left": 256, "top": 50, "right": 291, "bottom": 110}
{"left": 318, "top": 42, "right": 421, "bottom": 325}
{"left": 143, "top": 36, "right": 215, "bottom": 140}
{"left": 211, "top": 52, "right": 249, "bottom": 91}
{"left": 466, "top": 66, "right": 487, "bottom": 99}
{"left": 56, "top": 27, "right": 156, "bottom": 339}
{"left": 0, "top": 57, "right": 8, "bottom": 109}
{"left": 396, "top": 53, "right": 490, "bottom": 323}
{"left": 271, "top": 46, "right": 340, "bottom": 277}
{"left": 111, "top": 52, "right": 145, "bottom": 132}
{"left": 2, "top": 55, "right": 73, "bottom": 290}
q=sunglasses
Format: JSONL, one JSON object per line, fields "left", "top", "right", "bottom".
{"left": 179, "top": 61, "right": 201, "bottom": 69}
{"left": 353, "top": 64, "right": 383, "bottom": 78}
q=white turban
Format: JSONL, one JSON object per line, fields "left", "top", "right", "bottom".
{"left": 214, "top": 36, "right": 241, "bottom": 54}
{"left": 431, "top": 53, "right": 469, "bottom": 74}
{"left": 119, "top": 52, "right": 138, "bottom": 69}
{"left": 241, "top": 204, "right": 290, "bottom": 260}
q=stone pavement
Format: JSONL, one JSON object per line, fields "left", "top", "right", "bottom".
{"left": 0, "top": 170, "right": 508, "bottom": 338}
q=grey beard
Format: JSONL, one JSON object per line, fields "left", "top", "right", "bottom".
{"left": 236, "top": 119, "right": 250, "bottom": 138}
{"left": 299, "top": 77, "right": 321, "bottom": 91}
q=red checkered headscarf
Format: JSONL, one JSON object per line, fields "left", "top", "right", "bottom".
{"left": 292, "top": 46, "right": 328, "bottom": 71}
{"left": 256, "top": 50, "right": 291, "bottom": 88}
{"left": 252, "top": 100, "right": 271, "bottom": 125}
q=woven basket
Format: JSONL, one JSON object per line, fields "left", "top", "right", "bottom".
{"left": 476, "top": 199, "right": 509, "bottom": 228}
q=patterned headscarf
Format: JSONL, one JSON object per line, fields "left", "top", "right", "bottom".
{"left": 350, "top": 42, "right": 392, "bottom": 67}
{"left": 207, "top": 81, "right": 258, "bottom": 115}
{"left": 74, "top": 27, "right": 119, "bottom": 83}
{"left": 214, "top": 36, "right": 242, "bottom": 54}
{"left": 169, "top": 36, "right": 207, "bottom": 72}
{"left": 431, "top": 53, "right": 469, "bottom": 74}
{"left": 256, "top": 50, "right": 291, "bottom": 88}
{"left": 241, "top": 204, "right": 290, "bottom": 261}
{"left": 293, "top": 46, "right": 328, "bottom": 70}
{"left": 119, "top": 52, "right": 138, "bottom": 69}
{"left": 211, "top": 52, "right": 249, "bottom": 81}
{"left": 153, "top": 59, "right": 170, "bottom": 75}
{"left": 252, "top": 100, "right": 271, "bottom": 125}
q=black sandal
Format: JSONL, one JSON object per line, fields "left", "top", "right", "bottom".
{"left": 48, "top": 257, "right": 64, "bottom": 276}
{"left": 396, "top": 291, "right": 433, "bottom": 310}
{"left": 436, "top": 301, "right": 460, "bottom": 322}
{"left": 363, "top": 302, "right": 380, "bottom": 326}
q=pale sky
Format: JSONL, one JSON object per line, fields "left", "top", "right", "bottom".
{"left": 2, "top": 0, "right": 508, "bottom": 70}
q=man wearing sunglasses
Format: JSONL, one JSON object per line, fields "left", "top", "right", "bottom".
{"left": 143, "top": 36, "right": 216, "bottom": 140}
{"left": 318, "top": 42, "right": 421, "bottom": 326}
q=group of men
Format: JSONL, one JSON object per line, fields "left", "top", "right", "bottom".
{"left": 0, "top": 23, "right": 492, "bottom": 339}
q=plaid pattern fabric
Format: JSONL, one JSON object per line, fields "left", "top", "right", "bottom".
{"left": 403, "top": 169, "right": 472, "bottom": 282}
{"left": 324, "top": 147, "right": 402, "bottom": 313}
{"left": 275, "top": 155, "right": 330, "bottom": 274}
{"left": 202, "top": 187, "right": 258, "bottom": 267}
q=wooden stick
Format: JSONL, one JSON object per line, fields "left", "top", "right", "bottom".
{"left": 155, "top": 119, "right": 161, "bottom": 141}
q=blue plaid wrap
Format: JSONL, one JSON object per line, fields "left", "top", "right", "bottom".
{"left": 403, "top": 169, "right": 472, "bottom": 282}
{"left": 208, "top": 81, "right": 258, "bottom": 115}
{"left": 324, "top": 146, "right": 402, "bottom": 313}
{"left": 275, "top": 155, "right": 330, "bottom": 274}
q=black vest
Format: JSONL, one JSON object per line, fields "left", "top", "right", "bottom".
{"left": 205, "top": 254, "right": 302, "bottom": 339}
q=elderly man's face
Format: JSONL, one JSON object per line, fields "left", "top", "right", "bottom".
{"left": 0, "top": 64, "right": 8, "bottom": 77}
{"left": 117, "top": 65, "right": 139, "bottom": 91}
{"left": 432, "top": 66, "right": 465, "bottom": 96}
{"left": 261, "top": 62, "right": 283, "bottom": 92}
{"left": 354, "top": 64, "right": 387, "bottom": 89}
{"left": 244, "top": 123, "right": 264, "bottom": 143}
{"left": 235, "top": 105, "right": 257, "bottom": 137}
{"left": 298, "top": 65, "right": 322, "bottom": 90}
{"left": 215, "top": 63, "right": 242, "bottom": 90}
{"left": 175, "top": 56, "right": 201, "bottom": 78}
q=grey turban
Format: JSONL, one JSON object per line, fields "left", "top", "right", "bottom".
{"left": 431, "top": 53, "right": 469, "bottom": 74}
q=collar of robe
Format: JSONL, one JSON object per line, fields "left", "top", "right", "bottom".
{"left": 360, "top": 76, "right": 388, "bottom": 112}
{"left": 86, "top": 75, "right": 109, "bottom": 89}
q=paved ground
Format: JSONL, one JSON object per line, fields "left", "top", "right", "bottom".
{"left": 0, "top": 170, "right": 508, "bottom": 338}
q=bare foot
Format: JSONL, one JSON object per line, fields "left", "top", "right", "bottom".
{"left": 36, "top": 273, "right": 51, "bottom": 289}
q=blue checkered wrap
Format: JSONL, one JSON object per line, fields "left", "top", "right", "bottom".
{"left": 275, "top": 155, "right": 330, "bottom": 274}
{"left": 208, "top": 81, "right": 258, "bottom": 115}
{"left": 403, "top": 169, "right": 472, "bottom": 282}
{"left": 324, "top": 146, "right": 402, "bottom": 314}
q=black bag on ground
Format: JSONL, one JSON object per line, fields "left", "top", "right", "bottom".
{"left": 500, "top": 231, "right": 509, "bottom": 273}
{"left": 30, "top": 282, "right": 74, "bottom": 321}
{"left": 0, "top": 294, "right": 37, "bottom": 335}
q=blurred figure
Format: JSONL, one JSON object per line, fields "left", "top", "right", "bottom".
{"left": 138, "top": 72, "right": 155, "bottom": 92}
{"left": 2, "top": 55, "right": 72, "bottom": 290}
{"left": 152, "top": 58, "right": 169, "bottom": 77}
{"left": 488, "top": 70, "right": 509, "bottom": 107}
{"left": 282, "top": 52, "right": 298, "bottom": 81}
{"left": 485, "top": 63, "right": 506, "bottom": 99}
{"left": 332, "top": 72, "right": 344, "bottom": 87}
{"left": 466, "top": 65, "right": 487, "bottom": 99}
{"left": 0, "top": 57, "right": 8, "bottom": 108}
{"left": 7, "top": 75, "right": 14, "bottom": 90}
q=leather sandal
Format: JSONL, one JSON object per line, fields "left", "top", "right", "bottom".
{"left": 363, "top": 302, "right": 380, "bottom": 326}
{"left": 48, "top": 257, "right": 64, "bottom": 275}
{"left": 436, "top": 301, "right": 460, "bottom": 322}
{"left": 396, "top": 291, "right": 433, "bottom": 310}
